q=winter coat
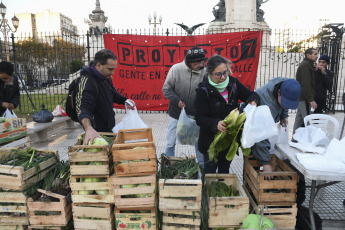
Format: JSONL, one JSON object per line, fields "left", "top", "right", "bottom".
{"left": 162, "top": 60, "right": 206, "bottom": 119}
{"left": 0, "top": 75, "right": 20, "bottom": 116}
{"left": 194, "top": 75, "right": 260, "bottom": 155}
{"left": 76, "top": 66, "right": 127, "bottom": 132}
{"left": 296, "top": 58, "right": 316, "bottom": 102}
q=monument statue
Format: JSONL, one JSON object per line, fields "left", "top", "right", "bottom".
{"left": 212, "top": 0, "right": 226, "bottom": 22}
{"left": 256, "top": 0, "right": 269, "bottom": 22}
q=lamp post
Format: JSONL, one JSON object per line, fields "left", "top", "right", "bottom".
{"left": 148, "top": 12, "right": 162, "bottom": 35}
{"left": 0, "top": 1, "right": 19, "bottom": 62}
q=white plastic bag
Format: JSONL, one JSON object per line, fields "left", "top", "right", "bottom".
{"left": 241, "top": 104, "right": 278, "bottom": 148}
{"left": 269, "top": 124, "right": 289, "bottom": 160}
{"left": 293, "top": 126, "right": 330, "bottom": 147}
{"left": 112, "top": 106, "right": 148, "bottom": 133}
{"left": 176, "top": 108, "right": 200, "bottom": 145}
{"left": 52, "top": 105, "right": 66, "bottom": 116}
{"left": 2, "top": 109, "right": 17, "bottom": 118}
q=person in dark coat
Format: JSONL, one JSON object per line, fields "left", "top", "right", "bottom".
{"left": 314, "top": 54, "right": 333, "bottom": 114}
{"left": 194, "top": 55, "right": 259, "bottom": 173}
{"left": 0, "top": 61, "right": 20, "bottom": 116}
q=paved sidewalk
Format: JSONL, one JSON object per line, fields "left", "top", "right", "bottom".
{"left": 29, "top": 111, "right": 345, "bottom": 229}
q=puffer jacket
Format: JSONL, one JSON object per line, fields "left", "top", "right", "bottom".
{"left": 194, "top": 75, "right": 260, "bottom": 155}
{"left": 162, "top": 60, "right": 205, "bottom": 119}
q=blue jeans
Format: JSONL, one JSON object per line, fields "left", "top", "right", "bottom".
{"left": 165, "top": 116, "right": 204, "bottom": 167}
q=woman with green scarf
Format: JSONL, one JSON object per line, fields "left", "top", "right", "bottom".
{"left": 194, "top": 54, "right": 259, "bottom": 173}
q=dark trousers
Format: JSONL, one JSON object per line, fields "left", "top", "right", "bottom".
{"left": 314, "top": 100, "right": 326, "bottom": 114}
{"left": 203, "top": 152, "right": 232, "bottom": 174}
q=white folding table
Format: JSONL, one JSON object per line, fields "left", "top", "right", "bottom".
{"left": 275, "top": 143, "right": 345, "bottom": 230}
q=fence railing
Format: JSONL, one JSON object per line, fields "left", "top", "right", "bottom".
{"left": 0, "top": 28, "right": 344, "bottom": 114}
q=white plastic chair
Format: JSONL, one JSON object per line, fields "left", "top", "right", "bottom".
{"left": 303, "top": 114, "right": 340, "bottom": 198}
{"left": 304, "top": 114, "right": 340, "bottom": 140}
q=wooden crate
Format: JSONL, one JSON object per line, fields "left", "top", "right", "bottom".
{"left": 28, "top": 225, "right": 69, "bottom": 230}
{"left": 0, "top": 148, "right": 59, "bottom": 191}
{"left": 112, "top": 141, "right": 157, "bottom": 176}
{"left": 159, "top": 178, "right": 202, "bottom": 211}
{"left": 243, "top": 154, "right": 298, "bottom": 205}
{"left": 72, "top": 203, "right": 114, "bottom": 230}
{"left": 114, "top": 128, "right": 153, "bottom": 143}
{"left": 0, "top": 192, "right": 28, "bottom": 226}
{"left": 206, "top": 174, "right": 249, "bottom": 228}
{"left": 68, "top": 132, "right": 116, "bottom": 176}
{"left": 245, "top": 186, "right": 297, "bottom": 229}
{"left": 115, "top": 207, "right": 156, "bottom": 230}
{"left": 27, "top": 189, "right": 72, "bottom": 226}
{"left": 0, "top": 127, "right": 27, "bottom": 145}
{"left": 0, "top": 118, "right": 26, "bottom": 133}
{"left": 70, "top": 175, "right": 115, "bottom": 204}
{"left": 113, "top": 174, "right": 156, "bottom": 208}
{"left": 161, "top": 210, "right": 201, "bottom": 230}
{"left": 159, "top": 156, "right": 201, "bottom": 211}
{"left": 0, "top": 225, "right": 27, "bottom": 230}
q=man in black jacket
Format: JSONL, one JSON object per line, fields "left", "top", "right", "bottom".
{"left": 314, "top": 54, "right": 333, "bottom": 114}
{"left": 0, "top": 61, "right": 20, "bottom": 116}
{"left": 76, "top": 49, "right": 135, "bottom": 144}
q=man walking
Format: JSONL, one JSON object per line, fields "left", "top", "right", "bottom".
{"left": 0, "top": 61, "right": 20, "bottom": 116}
{"left": 293, "top": 48, "right": 318, "bottom": 134}
{"left": 162, "top": 46, "right": 206, "bottom": 166}
{"left": 76, "top": 49, "right": 135, "bottom": 145}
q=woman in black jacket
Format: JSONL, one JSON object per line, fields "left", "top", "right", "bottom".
{"left": 194, "top": 55, "right": 259, "bottom": 173}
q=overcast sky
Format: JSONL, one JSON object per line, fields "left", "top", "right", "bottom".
{"left": 4, "top": 0, "right": 345, "bottom": 33}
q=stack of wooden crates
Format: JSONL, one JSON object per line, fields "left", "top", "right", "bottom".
{"left": 205, "top": 174, "right": 249, "bottom": 229}
{"left": 158, "top": 155, "right": 202, "bottom": 230}
{"left": 0, "top": 148, "right": 59, "bottom": 230}
{"left": 69, "top": 132, "right": 117, "bottom": 230}
{"left": 244, "top": 154, "right": 298, "bottom": 229}
{"left": 112, "top": 128, "right": 157, "bottom": 230}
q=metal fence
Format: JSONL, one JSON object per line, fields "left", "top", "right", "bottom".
{"left": 1, "top": 27, "right": 344, "bottom": 114}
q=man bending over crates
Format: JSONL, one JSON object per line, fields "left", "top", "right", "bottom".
{"left": 251, "top": 77, "right": 306, "bottom": 205}
{"left": 75, "top": 49, "right": 136, "bottom": 144}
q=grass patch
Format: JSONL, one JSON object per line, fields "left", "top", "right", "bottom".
{"left": 14, "top": 93, "right": 67, "bottom": 115}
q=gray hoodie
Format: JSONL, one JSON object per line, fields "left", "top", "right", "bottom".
{"left": 162, "top": 60, "right": 205, "bottom": 119}
{"left": 252, "top": 77, "right": 289, "bottom": 165}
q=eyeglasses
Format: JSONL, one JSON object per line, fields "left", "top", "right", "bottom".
{"left": 211, "top": 69, "right": 229, "bottom": 78}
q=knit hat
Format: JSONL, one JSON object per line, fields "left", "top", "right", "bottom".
{"left": 319, "top": 54, "right": 330, "bottom": 64}
{"left": 185, "top": 46, "right": 206, "bottom": 62}
{"left": 280, "top": 79, "right": 301, "bottom": 109}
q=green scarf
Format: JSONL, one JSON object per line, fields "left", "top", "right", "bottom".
{"left": 208, "top": 75, "right": 229, "bottom": 93}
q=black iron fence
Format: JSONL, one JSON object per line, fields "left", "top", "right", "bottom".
{"left": 1, "top": 27, "right": 344, "bottom": 114}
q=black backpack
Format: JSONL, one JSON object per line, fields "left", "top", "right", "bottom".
{"left": 65, "top": 74, "right": 98, "bottom": 122}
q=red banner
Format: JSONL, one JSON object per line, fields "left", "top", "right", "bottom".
{"left": 104, "top": 31, "right": 262, "bottom": 111}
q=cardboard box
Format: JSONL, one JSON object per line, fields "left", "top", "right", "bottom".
{"left": 0, "top": 118, "right": 26, "bottom": 133}
{"left": 0, "top": 127, "right": 27, "bottom": 145}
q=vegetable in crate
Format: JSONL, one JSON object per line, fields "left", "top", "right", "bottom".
{"left": 159, "top": 155, "right": 202, "bottom": 179}
{"left": 208, "top": 108, "right": 251, "bottom": 162}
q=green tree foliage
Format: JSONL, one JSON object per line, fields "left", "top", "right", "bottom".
{"left": 70, "top": 60, "right": 85, "bottom": 73}
{"left": 287, "top": 32, "right": 322, "bottom": 53}
{"left": 15, "top": 37, "right": 86, "bottom": 82}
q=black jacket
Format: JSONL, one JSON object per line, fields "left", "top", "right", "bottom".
{"left": 194, "top": 75, "right": 260, "bottom": 155}
{"left": 76, "top": 66, "right": 127, "bottom": 132}
{"left": 0, "top": 75, "right": 20, "bottom": 115}
{"left": 314, "top": 69, "right": 333, "bottom": 101}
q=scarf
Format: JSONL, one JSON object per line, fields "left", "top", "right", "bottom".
{"left": 208, "top": 75, "right": 229, "bottom": 93}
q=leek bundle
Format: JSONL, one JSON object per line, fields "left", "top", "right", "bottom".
{"left": 208, "top": 108, "right": 251, "bottom": 162}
